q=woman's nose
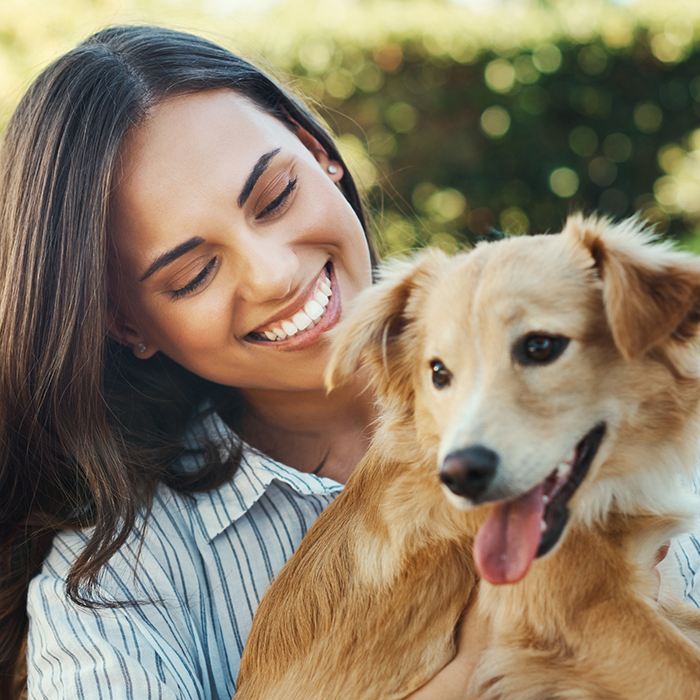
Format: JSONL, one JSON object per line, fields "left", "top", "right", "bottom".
{"left": 234, "top": 234, "right": 299, "bottom": 303}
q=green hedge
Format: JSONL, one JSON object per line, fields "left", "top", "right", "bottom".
{"left": 2, "top": 0, "right": 700, "bottom": 253}
{"left": 240, "top": 1, "right": 700, "bottom": 253}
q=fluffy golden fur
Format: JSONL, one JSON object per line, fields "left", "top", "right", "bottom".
{"left": 236, "top": 215, "right": 700, "bottom": 699}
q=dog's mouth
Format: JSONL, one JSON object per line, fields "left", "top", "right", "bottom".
{"left": 473, "top": 423, "right": 606, "bottom": 586}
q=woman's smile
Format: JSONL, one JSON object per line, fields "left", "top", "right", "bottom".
{"left": 246, "top": 262, "right": 340, "bottom": 349}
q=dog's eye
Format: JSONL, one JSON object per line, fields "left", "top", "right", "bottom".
{"left": 515, "top": 334, "right": 570, "bottom": 365}
{"left": 430, "top": 359, "right": 452, "bottom": 389}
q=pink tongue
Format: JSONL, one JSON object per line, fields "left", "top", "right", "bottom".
{"left": 474, "top": 483, "right": 546, "bottom": 585}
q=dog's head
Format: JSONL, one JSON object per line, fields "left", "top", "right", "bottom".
{"left": 327, "top": 215, "right": 700, "bottom": 585}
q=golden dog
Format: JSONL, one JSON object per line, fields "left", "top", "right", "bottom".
{"left": 236, "top": 215, "right": 700, "bottom": 699}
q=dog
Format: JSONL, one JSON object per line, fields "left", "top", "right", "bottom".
{"left": 235, "top": 215, "right": 700, "bottom": 699}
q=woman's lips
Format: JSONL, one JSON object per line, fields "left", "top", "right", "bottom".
{"left": 246, "top": 263, "right": 341, "bottom": 350}
{"left": 250, "top": 266, "right": 332, "bottom": 340}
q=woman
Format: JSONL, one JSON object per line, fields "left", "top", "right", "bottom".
{"left": 0, "top": 25, "right": 487, "bottom": 700}
{"left": 1, "top": 24, "right": 697, "bottom": 700}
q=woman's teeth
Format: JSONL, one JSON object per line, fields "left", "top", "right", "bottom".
{"left": 256, "top": 271, "right": 332, "bottom": 342}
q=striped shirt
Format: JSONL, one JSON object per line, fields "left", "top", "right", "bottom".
{"left": 26, "top": 412, "right": 343, "bottom": 700}
{"left": 25, "top": 412, "right": 700, "bottom": 699}
{"left": 670, "top": 467, "right": 700, "bottom": 606}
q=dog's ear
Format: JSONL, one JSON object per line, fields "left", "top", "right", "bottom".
{"left": 325, "top": 249, "right": 447, "bottom": 401}
{"left": 567, "top": 214, "right": 700, "bottom": 359}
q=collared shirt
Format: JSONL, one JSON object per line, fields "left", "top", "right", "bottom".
{"left": 25, "top": 413, "right": 700, "bottom": 699}
{"left": 674, "top": 532, "right": 700, "bottom": 605}
{"left": 26, "top": 412, "right": 343, "bottom": 700}
{"left": 670, "top": 468, "right": 700, "bottom": 606}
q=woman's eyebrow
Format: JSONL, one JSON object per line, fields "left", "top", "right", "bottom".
{"left": 140, "top": 236, "right": 206, "bottom": 281}
{"left": 237, "top": 148, "right": 281, "bottom": 208}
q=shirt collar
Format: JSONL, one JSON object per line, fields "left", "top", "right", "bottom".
{"left": 182, "top": 411, "right": 343, "bottom": 543}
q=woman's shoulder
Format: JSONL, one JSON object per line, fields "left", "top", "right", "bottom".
{"left": 40, "top": 435, "right": 343, "bottom": 595}
{"left": 27, "top": 431, "right": 343, "bottom": 699}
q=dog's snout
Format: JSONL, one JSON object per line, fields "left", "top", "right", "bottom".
{"left": 440, "top": 445, "right": 498, "bottom": 500}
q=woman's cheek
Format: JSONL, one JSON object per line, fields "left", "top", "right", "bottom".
{"left": 151, "top": 292, "right": 235, "bottom": 354}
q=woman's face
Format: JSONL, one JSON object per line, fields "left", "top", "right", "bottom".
{"left": 109, "top": 89, "right": 372, "bottom": 392}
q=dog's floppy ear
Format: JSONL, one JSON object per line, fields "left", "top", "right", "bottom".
{"left": 325, "top": 249, "right": 447, "bottom": 401}
{"left": 567, "top": 214, "right": 700, "bottom": 359}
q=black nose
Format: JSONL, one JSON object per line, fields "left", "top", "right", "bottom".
{"left": 440, "top": 445, "right": 499, "bottom": 501}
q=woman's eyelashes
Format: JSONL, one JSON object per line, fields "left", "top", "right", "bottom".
{"left": 169, "top": 175, "right": 298, "bottom": 300}
{"left": 255, "top": 176, "right": 298, "bottom": 220}
{"left": 170, "top": 256, "right": 219, "bottom": 300}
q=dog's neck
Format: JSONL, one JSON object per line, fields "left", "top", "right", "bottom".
{"left": 474, "top": 515, "right": 666, "bottom": 638}
{"left": 572, "top": 427, "right": 700, "bottom": 536}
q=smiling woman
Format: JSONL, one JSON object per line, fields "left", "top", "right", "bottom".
{"left": 0, "top": 25, "right": 486, "bottom": 700}
{"left": 0, "top": 25, "right": 378, "bottom": 700}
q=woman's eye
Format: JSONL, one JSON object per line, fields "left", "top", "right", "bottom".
{"left": 256, "top": 176, "right": 298, "bottom": 220}
{"left": 514, "top": 334, "right": 570, "bottom": 365}
{"left": 170, "top": 257, "right": 218, "bottom": 300}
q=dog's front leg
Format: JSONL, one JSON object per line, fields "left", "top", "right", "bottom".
{"left": 574, "top": 595, "right": 700, "bottom": 700}
{"left": 660, "top": 598, "right": 700, "bottom": 649}
{"left": 467, "top": 592, "right": 700, "bottom": 700}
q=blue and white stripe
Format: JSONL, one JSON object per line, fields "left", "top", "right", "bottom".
{"left": 670, "top": 468, "right": 700, "bottom": 606}
{"left": 26, "top": 412, "right": 700, "bottom": 699}
{"left": 27, "top": 412, "right": 342, "bottom": 700}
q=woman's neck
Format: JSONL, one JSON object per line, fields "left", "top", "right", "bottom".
{"left": 237, "top": 370, "right": 376, "bottom": 484}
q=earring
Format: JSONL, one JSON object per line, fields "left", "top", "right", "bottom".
{"left": 137, "top": 342, "right": 147, "bottom": 354}
{"left": 328, "top": 165, "right": 338, "bottom": 175}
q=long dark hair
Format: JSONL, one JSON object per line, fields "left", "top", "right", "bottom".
{"left": 0, "top": 25, "right": 373, "bottom": 697}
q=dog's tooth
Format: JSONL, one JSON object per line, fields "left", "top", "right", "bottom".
{"left": 320, "top": 281, "right": 332, "bottom": 296}
{"left": 272, "top": 327, "right": 287, "bottom": 340}
{"left": 264, "top": 331, "right": 277, "bottom": 341}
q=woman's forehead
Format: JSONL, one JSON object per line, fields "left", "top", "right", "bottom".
{"left": 116, "top": 89, "right": 294, "bottom": 187}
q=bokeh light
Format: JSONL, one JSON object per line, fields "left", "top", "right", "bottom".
{"left": 550, "top": 168, "right": 580, "bottom": 198}
{"left": 588, "top": 157, "right": 617, "bottom": 187}
{"left": 480, "top": 106, "right": 511, "bottom": 138}
{"left": 532, "top": 44, "right": 562, "bottom": 74}
{"left": 485, "top": 59, "right": 516, "bottom": 93}
{"left": 569, "top": 126, "right": 599, "bottom": 157}
{"left": 634, "top": 102, "right": 664, "bottom": 133}
{"left": 1, "top": 0, "right": 700, "bottom": 256}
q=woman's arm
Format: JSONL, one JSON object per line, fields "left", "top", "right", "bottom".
{"left": 406, "top": 602, "right": 491, "bottom": 700}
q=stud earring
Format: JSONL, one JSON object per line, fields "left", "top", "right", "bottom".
{"left": 328, "top": 165, "right": 338, "bottom": 175}
{"left": 137, "top": 342, "right": 147, "bottom": 354}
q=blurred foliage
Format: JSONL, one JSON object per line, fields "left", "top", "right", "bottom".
{"left": 2, "top": 0, "right": 700, "bottom": 253}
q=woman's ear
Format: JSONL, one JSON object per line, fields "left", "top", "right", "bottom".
{"left": 106, "top": 305, "right": 158, "bottom": 359}
{"left": 294, "top": 125, "right": 344, "bottom": 183}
